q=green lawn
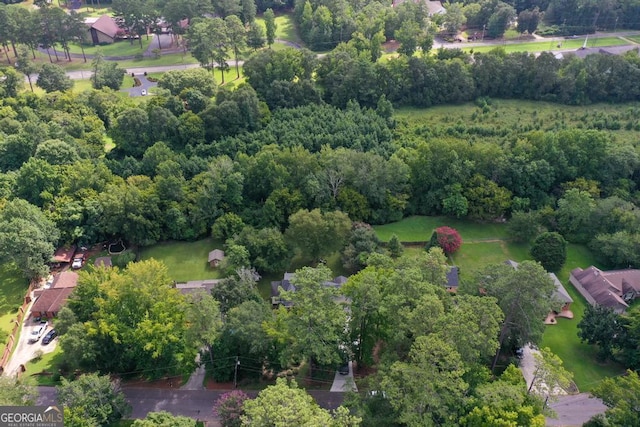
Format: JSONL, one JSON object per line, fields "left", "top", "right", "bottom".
{"left": 67, "top": 37, "right": 153, "bottom": 57}
{"left": 451, "top": 241, "right": 530, "bottom": 280}
{"left": 256, "top": 12, "right": 303, "bottom": 46}
{"left": 374, "top": 215, "right": 508, "bottom": 242}
{"left": 626, "top": 35, "right": 640, "bottom": 43}
{"left": 0, "top": 264, "right": 28, "bottom": 356}
{"left": 465, "top": 36, "right": 629, "bottom": 54}
{"left": 139, "top": 238, "right": 225, "bottom": 282}
{"left": 24, "top": 345, "right": 65, "bottom": 386}
{"left": 76, "top": 6, "right": 114, "bottom": 17}
{"left": 541, "top": 244, "right": 625, "bottom": 392}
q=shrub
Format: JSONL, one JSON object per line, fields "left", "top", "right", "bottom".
{"left": 530, "top": 232, "right": 567, "bottom": 272}
{"left": 427, "top": 227, "right": 463, "bottom": 256}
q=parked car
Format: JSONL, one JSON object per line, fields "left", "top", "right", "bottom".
{"left": 28, "top": 324, "right": 47, "bottom": 344}
{"left": 42, "top": 329, "right": 57, "bottom": 345}
{"left": 338, "top": 362, "right": 350, "bottom": 375}
{"left": 141, "top": 89, "right": 147, "bottom": 96}
{"left": 72, "top": 254, "right": 85, "bottom": 269}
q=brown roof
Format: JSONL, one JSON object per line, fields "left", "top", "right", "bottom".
{"left": 53, "top": 245, "right": 76, "bottom": 263}
{"left": 31, "top": 288, "right": 74, "bottom": 315}
{"left": 90, "top": 15, "right": 120, "bottom": 39}
{"left": 94, "top": 257, "right": 112, "bottom": 268}
{"left": 52, "top": 271, "right": 79, "bottom": 289}
{"left": 571, "top": 267, "right": 634, "bottom": 310}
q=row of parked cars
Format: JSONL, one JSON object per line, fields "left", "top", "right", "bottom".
{"left": 28, "top": 320, "right": 57, "bottom": 345}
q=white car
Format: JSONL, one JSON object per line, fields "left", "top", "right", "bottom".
{"left": 72, "top": 257, "right": 83, "bottom": 269}
{"left": 28, "top": 324, "right": 47, "bottom": 344}
{"left": 141, "top": 89, "right": 147, "bottom": 96}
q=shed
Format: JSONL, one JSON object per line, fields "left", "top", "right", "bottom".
{"left": 208, "top": 249, "right": 225, "bottom": 268}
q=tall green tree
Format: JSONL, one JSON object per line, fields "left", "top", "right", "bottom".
{"left": 225, "top": 15, "right": 247, "bottom": 79}
{"left": 589, "top": 370, "right": 640, "bottom": 426}
{"left": 0, "top": 377, "right": 38, "bottom": 406}
{"left": 530, "top": 231, "right": 567, "bottom": 272}
{"left": 264, "top": 8, "right": 276, "bottom": 47}
{"left": 37, "top": 63, "right": 74, "bottom": 93}
{"left": 526, "top": 347, "right": 573, "bottom": 399}
{"left": 380, "top": 334, "right": 469, "bottom": 426}
{"left": 470, "top": 261, "right": 559, "bottom": 371}
{"left": 242, "top": 378, "right": 360, "bottom": 426}
{"left": 57, "top": 373, "right": 131, "bottom": 427}
{"left": 0, "top": 198, "right": 60, "bottom": 280}
{"left": 578, "top": 305, "right": 624, "bottom": 362}
{"left": 132, "top": 411, "right": 197, "bottom": 427}
{"left": 265, "top": 266, "right": 347, "bottom": 370}
{"left": 285, "top": 208, "right": 351, "bottom": 262}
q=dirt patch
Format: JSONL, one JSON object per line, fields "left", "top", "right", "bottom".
{"left": 205, "top": 380, "right": 234, "bottom": 390}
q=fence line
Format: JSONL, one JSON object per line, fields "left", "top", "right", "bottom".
{"left": 0, "top": 281, "right": 37, "bottom": 373}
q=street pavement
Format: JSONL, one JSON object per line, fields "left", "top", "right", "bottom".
{"left": 37, "top": 386, "right": 346, "bottom": 423}
{"left": 546, "top": 393, "right": 608, "bottom": 426}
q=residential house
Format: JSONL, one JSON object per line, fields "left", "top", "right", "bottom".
{"left": 31, "top": 271, "right": 79, "bottom": 318}
{"left": 506, "top": 260, "right": 574, "bottom": 322}
{"left": 570, "top": 266, "right": 640, "bottom": 314}
{"left": 271, "top": 273, "right": 348, "bottom": 306}
{"left": 85, "top": 15, "right": 120, "bottom": 45}
{"left": 175, "top": 279, "right": 222, "bottom": 296}
{"left": 208, "top": 249, "right": 225, "bottom": 268}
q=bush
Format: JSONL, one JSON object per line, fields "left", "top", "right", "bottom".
{"left": 112, "top": 251, "right": 136, "bottom": 268}
{"left": 427, "top": 227, "right": 463, "bottom": 256}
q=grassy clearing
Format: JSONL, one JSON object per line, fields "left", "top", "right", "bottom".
{"left": 451, "top": 241, "right": 530, "bottom": 278}
{"left": 464, "top": 36, "right": 629, "bottom": 54}
{"left": 24, "top": 345, "right": 65, "bottom": 386}
{"left": 76, "top": 6, "right": 114, "bottom": 17}
{"left": 626, "top": 35, "right": 640, "bottom": 43}
{"left": 67, "top": 38, "right": 153, "bottom": 57}
{"left": 374, "top": 215, "right": 508, "bottom": 242}
{"left": 256, "top": 12, "right": 303, "bottom": 45}
{"left": 139, "top": 238, "right": 225, "bottom": 282}
{"left": 0, "top": 264, "right": 28, "bottom": 355}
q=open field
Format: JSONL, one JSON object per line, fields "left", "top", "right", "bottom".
{"left": 625, "top": 35, "right": 640, "bottom": 43}
{"left": 139, "top": 238, "right": 225, "bottom": 282}
{"left": 463, "top": 36, "right": 629, "bottom": 54}
{"left": 373, "top": 215, "right": 508, "bottom": 242}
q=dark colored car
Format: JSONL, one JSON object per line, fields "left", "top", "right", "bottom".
{"left": 338, "top": 362, "right": 350, "bottom": 375}
{"left": 42, "top": 329, "right": 57, "bottom": 345}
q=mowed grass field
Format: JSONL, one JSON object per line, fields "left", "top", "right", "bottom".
{"left": 139, "top": 238, "right": 225, "bottom": 282}
{"left": 464, "top": 36, "right": 629, "bottom": 54}
{"left": 66, "top": 38, "right": 153, "bottom": 57}
{"left": 376, "top": 216, "right": 624, "bottom": 391}
{"left": 374, "top": 215, "right": 508, "bottom": 242}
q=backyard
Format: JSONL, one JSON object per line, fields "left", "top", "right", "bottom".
{"left": 374, "top": 215, "right": 625, "bottom": 391}
{"left": 138, "top": 238, "right": 225, "bottom": 282}
{"left": 0, "top": 264, "right": 28, "bottom": 357}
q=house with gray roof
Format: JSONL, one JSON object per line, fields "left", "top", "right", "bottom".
{"left": 208, "top": 249, "right": 225, "bottom": 268}
{"left": 271, "top": 273, "right": 349, "bottom": 306}
{"left": 570, "top": 266, "right": 640, "bottom": 313}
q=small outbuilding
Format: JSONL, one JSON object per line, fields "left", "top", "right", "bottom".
{"left": 85, "top": 15, "right": 120, "bottom": 45}
{"left": 52, "top": 245, "right": 76, "bottom": 264}
{"left": 208, "top": 249, "right": 225, "bottom": 268}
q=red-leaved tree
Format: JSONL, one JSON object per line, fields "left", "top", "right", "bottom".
{"left": 214, "top": 390, "right": 250, "bottom": 427}
{"left": 435, "top": 226, "right": 462, "bottom": 255}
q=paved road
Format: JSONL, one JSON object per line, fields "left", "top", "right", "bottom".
{"left": 546, "top": 393, "right": 608, "bottom": 426}
{"left": 37, "top": 386, "right": 345, "bottom": 423}
{"left": 121, "top": 74, "right": 158, "bottom": 97}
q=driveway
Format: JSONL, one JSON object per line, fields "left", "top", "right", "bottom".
{"left": 2, "top": 297, "right": 58, "bottom": 377}
{"left": 546, "top": 393, "right": 608, "bottom": 426}
{"left": 330, "top": 361, "right": 357, "bottom": 392}
{"left": 122, "top": 74, "right": 158, "bottom": 97}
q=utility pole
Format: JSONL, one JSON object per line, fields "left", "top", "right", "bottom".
{"left": 233, "top": 356, "right": 240, "bottom": 388}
